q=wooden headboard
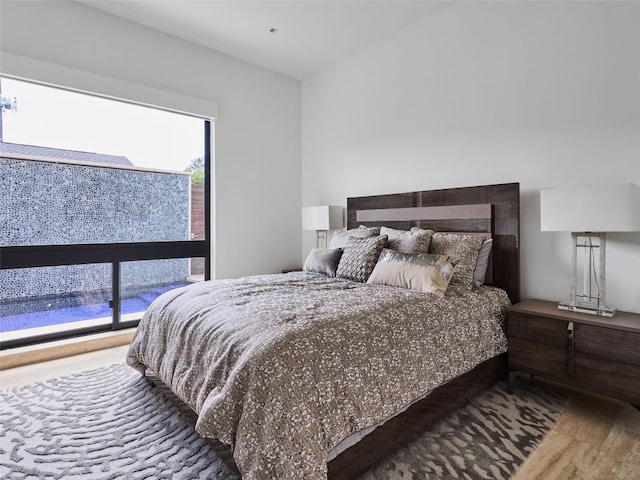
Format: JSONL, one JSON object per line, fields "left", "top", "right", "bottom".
{"left": 347, "top": 182, "right": 520, "bottom": 303}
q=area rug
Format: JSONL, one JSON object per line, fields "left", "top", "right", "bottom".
{"left": 0, "top": 364, "right": 566, "bottom": 479}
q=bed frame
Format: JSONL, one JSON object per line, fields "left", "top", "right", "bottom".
{"left": 148, "top": 182, "right": 520, "bottom": 479}
{"left": 346, "top": 182, "right": 520, "bottom": 305}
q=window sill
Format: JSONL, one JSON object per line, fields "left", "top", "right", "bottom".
{"left": 0, "top": 328, "right": 135, "bottom": 370}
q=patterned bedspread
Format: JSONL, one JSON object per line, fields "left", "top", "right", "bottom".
{"left": 126, "top": 272, "right": 510, "bottom": 479}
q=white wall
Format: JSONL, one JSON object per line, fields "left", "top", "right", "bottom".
{"left": 0, "top": 0, "right": 302, "bottom": 278}
{"left": 302, "top": 1, "right": 640, "bottom": 312}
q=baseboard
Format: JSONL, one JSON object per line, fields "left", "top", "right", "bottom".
{"left": 0, "top": 329, "right": 136, "bottom": 370}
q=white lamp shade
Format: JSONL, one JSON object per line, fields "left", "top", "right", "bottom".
{"left": 540, "top": 183, "right": 640, "bottom": 232}
{"left": 301, "top": 206, "right": 344, "bottom": 231}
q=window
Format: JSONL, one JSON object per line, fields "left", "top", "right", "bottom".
{"left": 0, "top": 77, "right": 211, "bottom": 348}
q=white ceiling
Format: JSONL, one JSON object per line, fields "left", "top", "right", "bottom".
{"left": 79, "top": 1, "right": 453, "bottom": 80}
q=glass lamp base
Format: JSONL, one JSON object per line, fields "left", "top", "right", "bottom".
{"left": 558, "top": 300, "right": 616, "bottom": 317}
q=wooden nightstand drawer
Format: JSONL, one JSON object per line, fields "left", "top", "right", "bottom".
{"left": 507, "top": 299, "right": 640, "bottom": 405}
{"left": 508, "top": 337, "right": 569, "bottom": 380}
{"left": 573, "top": 353, "right": 640, "bottom": 400}
{"left": 574, "top": 324, "right": 640, "bottom": 365}
{"left": 507, "top": 312, "right": 568, "bottom": 347}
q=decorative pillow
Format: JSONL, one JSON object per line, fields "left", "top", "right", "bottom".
{"left": 336, "top": 235, "right": 388, "bottom": 283}
{"left": 381, "top": 226, "right": 433, "bottom": 254}
{"left": 367, "top": 249, "right": 457, "bottom": 298}
{"left": 473, "top": 238, "right": 493, "bottom": 286}
{"left": 329, "top": 225, "right": 381, "bottom": 249}
{"left": 429, "top": 232, "right": 485, "bottom": 289}
{"left": 303, "top": 248, "right": 344, "bottom": 277}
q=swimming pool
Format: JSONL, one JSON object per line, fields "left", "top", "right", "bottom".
{"left": 0, "top": 283, "right": 188, "bottom": 333}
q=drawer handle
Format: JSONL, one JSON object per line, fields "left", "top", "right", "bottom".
{"left": 567, "top": 321, "right": 574, "bottom": 378}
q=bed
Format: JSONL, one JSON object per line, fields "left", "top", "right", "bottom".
{"left": 127, "top": 182, "right": 520, "bottom": 480}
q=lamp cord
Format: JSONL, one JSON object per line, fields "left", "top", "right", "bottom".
{"left": 588, "top": 235, "right": 600, "bottom": 304}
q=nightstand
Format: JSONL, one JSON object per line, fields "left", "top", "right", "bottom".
{"left": 507, "top": 299, "right": 640, "bottom": 406}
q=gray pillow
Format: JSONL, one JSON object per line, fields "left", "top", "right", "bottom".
{"left": 430, "top": 232, "right": 485, "bottom": 289}
{"left": 336, "top": 235, "right": 388, "bottom": 283}
{"left": 381, "top": 226, "right": 433, "bottom": 254}
{"left": 473, "top": 238, "right": 493, "bottom": 286}
{"left": 303, "top": 248, "right": 343, "bottom": 277}
{"left": 329, "top": 226, "right": 381, "bottom": 249}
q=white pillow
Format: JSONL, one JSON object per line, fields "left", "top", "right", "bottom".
{"left": 367, "top": 249, "right": 457, "bottom": 298}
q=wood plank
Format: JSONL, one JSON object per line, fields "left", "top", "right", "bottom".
{"left": 0, "top": 329, "right": 134, "bottom": 370}
{"left": 508, "top": 312, "right": 568, "bottom": 347}
{"left": 586, "top": 426, "right": 640, "bottom": 480}
{"left": 508, "top": 338, "right": 569, "bottom": 380}
{"left": 573, "top": 353, "right": 640, "bottom": 402}
{"left": 511, "top": 380, "right": 624, "bottom": 480}
{"left": 574, "top": 324, "right": 640, "bottom": 365}
{"left": 508, "top": 299, "right": 640, "bottom": 334}
{"left": 356, "top": 203, "right": 491, "bottom": 223}
{"left": 0, "top": 344, "right": 130, "bottom": 388}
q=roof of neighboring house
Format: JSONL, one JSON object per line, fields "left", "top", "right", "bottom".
{"left": 0, "top": 141, "right": 134, "bottom": 166}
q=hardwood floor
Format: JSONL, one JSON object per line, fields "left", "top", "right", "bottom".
{"left": 1, "top": 345, "right": 639, "bottom": 479}
{"left": 511, "top": 376, "right": 640, "bottom": 480}
{"left": 0, "top": 344, "right": 130, "bottom": 388}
